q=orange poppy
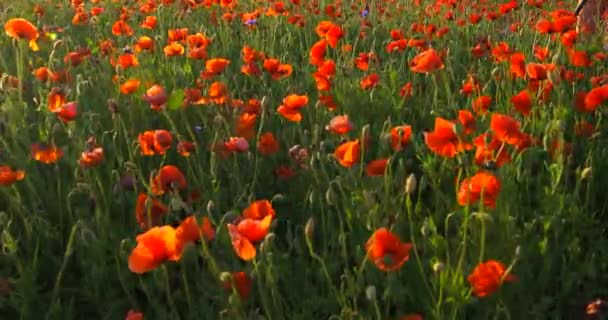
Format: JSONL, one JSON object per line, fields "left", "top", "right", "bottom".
{"left": 258, "top": 132, "right": 280, "bottom": 155}
{"left": 424, "top": 117, "right": 470, "bottom": 158}
{"left": 468, "top": 260, "right": 516, "bottom": 297}
{"left": 48, "top": 88, "right": 67, "bottom": 112}
{"left": 139, "top": 130, "right": 172, "bottom": 156}
{"left": 205, "top": 81, "right": 229, "bottom": 105}
{"left": 168, "top": 28, "right": 188, "bottom": 43}
{"left": 176, "top": 216, "right": 215, "bottom": 243}
{"left": 4, "top": 18, "right": 39, "bottom": 51}
{"left": 409, "top": 48, "right": 444, "bottom": 73}
{"left": 128, "top": 226, "right": 181, "bottom": 274}
{"left": 31, "top": 143, "right": 63, "bottom": 164}
{"left": 457, "top": 170, "right": 501, "bottom": 209}
{"left": 134, "top": 36, "right": 154, "bottom": 52}
{"left": 163, "top": 42, "right": 185, "bottom": 56}
{"left": 334, "top": 140, "right": 361, "bottom": 168}
{"left": 236, "top": 215, "right": 273, "bottom": 243}
{"left": 120, "top": 79, "right": 141, "bottom": 95}
{"left": 79, "top": 144, "right": 104, "bottom": 168}
{"left": 141, "top": 16, "right": 157, "bottom": 29}
{"left": 235, "top": 112, "right": 257, "bottom": 139}
{"left": 310, "top": 39, "right": 328, "bottom": 66}
{"left": 227, "top": 223, "right": 257, "bottom": 261}
{"left": 277, "top": 94, "right": 308, "bottom": 122}
{"left": 203, "top": 58, "right": 230, "bottom": 78}
{"left": 365, "top": 228, "right": 413, "bottom": 272}
{"left": 0, "top": 166, "right": 25, "bottom": 186}
{"left": 116, "top": 53, "right": 139, "bottom": 69}
{"left": 473, "top": 133, "right": 511, "bottom": 168}
{"left": 111, "top": 20, "right": 133, "bottom": 36}
{"left": 242, "top": 200, "right": 275, "bottom": 220}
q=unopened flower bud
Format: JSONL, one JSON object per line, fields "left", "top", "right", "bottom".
{"left": 405, "top": 173, "right": 417, "bottom": 195}
{"left": 304, "top": 217, "right": 315, "bottom": 242}
{"left": 365, "top": 285, "right": 376, "bottom": 301}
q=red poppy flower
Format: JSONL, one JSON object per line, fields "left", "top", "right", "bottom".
{"left": 334, "top": 140, "right": 361, "bottom": 168}
{"left": 365, "top": 228, "right": 413, "bottom": 271}
{"left": 150, "top": 165, "right": 187, "bottom": 196}
{"left": 468, "top": 260, "right": 516, "bottom": 297}
{"left": 0, "top": 166, "right": 25, "bottom": 186}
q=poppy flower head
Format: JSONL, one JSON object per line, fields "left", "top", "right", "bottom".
{"left": 258, "top": 132, "right": 280, "bottom": 155}
{"left": 334, "top": 140, "right": 361, "bottom": 168}
{"left": 31, "top": 143, "right": 63, "bottom": 164}
{"left": 366, "top": 158, "right": 389, "bottom": 177}
{"left": 365, "top": 228, "right": 413, "bottom": 271}
{"left": 326, "top": 115, "right": 354, "bottom": 135}
{"left": 242, "top": 200, "right": 275, "bottom": 220}
{"left": 490, "top": 113, "right": 523, "bottom": 145}
{"left": 457, "top": 170, "right": 501, "bottom": 209}
{"left": 142, "top": 85, "right": 168, "bottom": 110}
{"left": 151, "top": 165, "right": 187, "bottom": 196}
{"left": 424, "top": 117, "right": 470, "bottom": 158}
{"left": 409, "top": 48, "right": 445, "bottom": 73}
{"left": 4, "top": 18, "right": 39, "bottom": 50}
{"left": 223, "top": 271, "right": 252, "bottom": 300}
{"left": 0, "top": 166, "right": 25, "bottom": 186}
{"left": 228, "top": 223, "right": 257, "bottom": 261}
{"left": 128, "top": 226, "right": 181, "bottom": 274}
{"left": 278, "top": 94, "right": 308, "bottom": 122}
{"left": 390, "top": 125, "right": 412, "bottom": 151}
{"left": 467, "top": 259, "right": 516, "bottom": 297}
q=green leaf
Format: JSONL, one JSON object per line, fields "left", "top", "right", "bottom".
{"left": 167, "top": 89, "right": 185, "bottom": 110}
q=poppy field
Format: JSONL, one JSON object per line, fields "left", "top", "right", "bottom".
{"left": 2, "top": 0, "right": 608, "bottom": 319}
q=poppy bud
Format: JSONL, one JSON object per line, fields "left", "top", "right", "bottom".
{"left": 581, "top": 167, "right": 592, "bottom": 180}
{"left": 271, "top": 193, "right": 286, "bottom": 204}
{"left": 206, "top": 200, "right": 215, "bottom": 215}
{"left": 79, "top": 226, "right": 98, "bottom": 247}
{"left": 219, "top": 271, "right": 232, "bottom": 284}
{"left": 259, "top": 232, "right": 275, "bottom": 255}
{"left": 304, "top": 217, "right": 315, "bottom": 242}
{"left": 365, "top": 285, "right": 376, "bottom": 301}
{"left": 325, "top": 185, "right": 337, "bottom": 205}
{"left": 260, "top": 95, "right": 268, "bottom": 110}
{"left": 405, "top": 173, "right": 417, "bottom": 195}
{"left": 432, "top": 261, "right": 445, "bottom": 273}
